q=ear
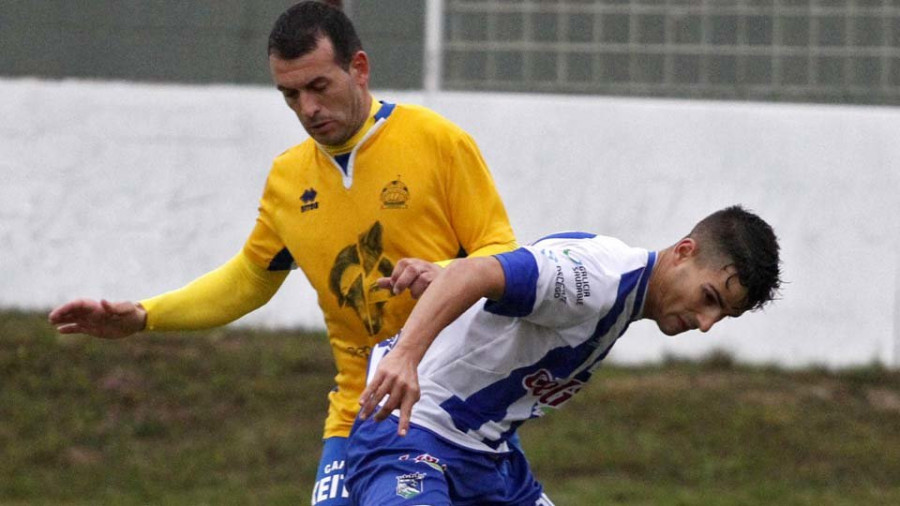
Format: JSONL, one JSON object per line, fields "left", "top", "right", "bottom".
{"left": 672, "top": 238, "right": 699, "bottom": 264}
{"left": 349, "top": 50, "right": 370, "bottom": 86}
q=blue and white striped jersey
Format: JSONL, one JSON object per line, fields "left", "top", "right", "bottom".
{"left": 368, "top": 233, "right": 657, "bottom": 454}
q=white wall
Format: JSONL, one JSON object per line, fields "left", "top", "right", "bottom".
{"left": 2, "top": 78, "right": 898, "bottom": 368}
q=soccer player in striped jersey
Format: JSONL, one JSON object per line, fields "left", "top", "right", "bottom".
{"left": 347, "top": 205, "right": 782, "bottom": 505}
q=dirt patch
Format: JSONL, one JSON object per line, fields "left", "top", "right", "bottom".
{"left": 866, "top": 388, "right": 900, "bottom": 413}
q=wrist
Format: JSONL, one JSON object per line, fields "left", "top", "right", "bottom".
{"left": 393, "top": 330, "right": 428, "bottom": 362}
{"left": 135, "top": 302, "right": 148, "bottom": 331}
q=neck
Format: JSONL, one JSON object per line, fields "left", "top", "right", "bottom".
{"left": 352, "top": 92, "right": 373, "bottom": 132}
{"left": 642, "top": 246, "right": 672, "bottom": 320}
{"left": 320, "top": 94, "right": 378, "bottom": 156}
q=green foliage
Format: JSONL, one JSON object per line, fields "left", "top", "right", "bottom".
{"left": 3, "top": 310, "right": 900, "bottom": 505}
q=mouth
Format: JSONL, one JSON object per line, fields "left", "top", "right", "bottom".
{"left": 311, "top": 120, "right": 331, "bottom": 130}
{"left": 306, "top": 119, "right": 334, "bottom": 134}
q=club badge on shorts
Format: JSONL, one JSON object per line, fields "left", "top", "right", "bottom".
{"left": 395, "top": 472, "right": 426, "bottom": 499}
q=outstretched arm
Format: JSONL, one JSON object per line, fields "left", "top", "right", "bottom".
{"left": 359, "top": 255, "right": 506, "bottom": 435}
{"left": 48, "top": 252, "right": 287, "bottom": 338}
{"left": 139, "top": 252, "right": 286, "bottom": 331}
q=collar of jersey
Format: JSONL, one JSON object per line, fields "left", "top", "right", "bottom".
{"left": 319, "top": 97, "right": 391, "bottom": 156}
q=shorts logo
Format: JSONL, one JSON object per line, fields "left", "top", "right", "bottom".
{"left": 300, "top": 188, "right": 319, "bottom": 213}
{"left": 414, "top": 453, "right": 446, "bottom": 473}
{"left": 396, "top": 472, "right": 426, "bottom": 499}
{"left": 380, "top": 178, "right": 409, "bottom": 209}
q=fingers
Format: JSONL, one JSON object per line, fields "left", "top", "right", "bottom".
{"left": 56, "top": 323, "right": 87, "bottom": 335}
{"left": 407, "top": 276, "right": 432, "bottom": 300}
{"left": 358, "top": 381, "right": 378, "bottom": 420}
{"left": 358, "top": 365, "right": 420, "bottom": 436}
{"left": 101, "top": 299, "right": 125, "bottom": 315}
{"left": 49, "top": 298, "right": 142, "bottom": 339}
{"left": 48, "top": 299, "right": 98, "bottom": 324}
{"left": 389, "top": 259, "right": 440, "bottom": 297}
{"left": 358, "top": 372, "right": 392, "bottom": 420}
{"left": 373, "top": 379, "right": 404, "bottom": 422}
{"left": 397, "top": 387, "right": 419, "bottom": 437}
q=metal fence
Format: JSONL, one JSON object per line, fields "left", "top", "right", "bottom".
{"left": 441, "top": 0, "right": 900, "bottom": 105}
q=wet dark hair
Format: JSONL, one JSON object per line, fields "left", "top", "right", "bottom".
{"left": 689, "top": 205, "right": 782, "bottom": 311}
{"left": 268, "top": 1, "right": 362, "bottom": 69}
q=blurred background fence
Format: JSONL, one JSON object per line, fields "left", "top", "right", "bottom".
{"left": 4, "top": 0, "right": 900, "bottom": 104}
{"left": 440, "top": 0, "right": 900, "bottom": 104}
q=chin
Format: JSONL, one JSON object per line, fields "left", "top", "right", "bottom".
{"left": 657, "top": 322, "right": 678, "bottom": 336}
{"left": 657, "top": 320, "right": 686, "bottom": 337}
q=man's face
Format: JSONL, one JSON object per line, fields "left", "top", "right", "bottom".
{"left": 652, "top": 240, "right": 748, "bottom": 337}
{"left": 269, "top": 37, "right": 370, "bottom": 146}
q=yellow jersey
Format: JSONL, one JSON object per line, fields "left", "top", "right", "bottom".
{"left": 242, "top": 100, "right": 516, "bottom": 438}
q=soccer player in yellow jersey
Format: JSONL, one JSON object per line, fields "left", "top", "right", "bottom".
{"left": 48, "top": 2, "right": 516, "bottom": 504}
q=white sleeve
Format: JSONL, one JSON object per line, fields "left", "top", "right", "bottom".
{"left": 484, "top": 240, "right": 621, "bottom": 329}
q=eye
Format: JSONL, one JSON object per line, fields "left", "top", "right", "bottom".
{"left": 307, "top": 77, "right": 330, "bottom": 93}
{"left": 281, "top": 89, "right": 298, "bottom": 100}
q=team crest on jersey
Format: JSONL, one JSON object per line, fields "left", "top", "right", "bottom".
{"left": 300, "top": 188, "right": 319, "bottom": 213}
{"left": 329, "top": 221, "right": 394, "bottom": 335}
{"left": 395, "top": 472, "right": 426, "bottom": 499}
{"left": 380, "top": 178, "right": 409, "bottom": 209}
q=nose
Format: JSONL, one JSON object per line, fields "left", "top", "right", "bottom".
{"left": 697, "top": 310, "right": 723, "bottom": 333}
{"left": 297, "top": 91, "right": 320, "bottom": 119}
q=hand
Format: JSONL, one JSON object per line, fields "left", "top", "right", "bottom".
{"left": 48, "top": 299, "right": 147, "bottom": 339}
{"left": 358, "top": 348, "right": 420, "bottom": 437}
{"left": 376, "top": 258, "right": 441, "bottom": 299}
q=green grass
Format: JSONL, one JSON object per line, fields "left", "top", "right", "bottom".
{"left": 3, "top": 310, "right": 900, "bottom": 505}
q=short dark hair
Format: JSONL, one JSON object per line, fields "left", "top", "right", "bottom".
{"left": 689, "top": 205, "right": 782, "bottom": 311}
{"left": 268, "top": 1, "right": 362, "bottom": 69}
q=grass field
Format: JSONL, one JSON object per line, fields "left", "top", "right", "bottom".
{"left": 2, "top": 309, "right": 900, "bottom": 505}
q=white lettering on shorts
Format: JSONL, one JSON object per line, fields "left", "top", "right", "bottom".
{"left": 535, "top": 492, "right": 556, "bottom": 505}
{"left": 311, "top": 469, "right": 349, "bottom": 504}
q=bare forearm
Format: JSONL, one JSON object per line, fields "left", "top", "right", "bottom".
{"left": 359, "top": 255, "right": 506, "bottom": 433}
{"left": 394, "top": 256, "right": 504, "bottom": 362}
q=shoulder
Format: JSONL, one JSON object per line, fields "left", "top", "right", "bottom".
{"left": 272, "top": 138, "right": 316, "bottom": 168}
{"left": 390, "top": 103, "right": 470, "bottom": 140}
{"left": 530, "top": 234, "right": 648, "bottom": 275}
{"left": 260, "top": 139, "right": 317, "bottom": 196}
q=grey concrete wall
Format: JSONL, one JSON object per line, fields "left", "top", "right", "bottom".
{"left": 2, "top": 77, "right": 898, "bottom": 369}
{"left": 0, "top": 0, "right": 424, "bottom": 88}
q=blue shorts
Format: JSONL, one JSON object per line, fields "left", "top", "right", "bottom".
{"left": 345, "top": 416, "right": 554, "bottom": 506}
{"left": 309, "top": 433, "right": 524, "bottom": 505}
{"left": 311, "top": 437, "right": 351, "bottom": 505}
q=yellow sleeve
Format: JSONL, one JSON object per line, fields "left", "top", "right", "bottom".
{"left": 434, "top": 241, "right": 518, "bottom": 267}
{"left": 139, "top": 252, "right": 288, "bottom": 331}
{"left": 436, "top": 131, "right": 518, "bottom": 267}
